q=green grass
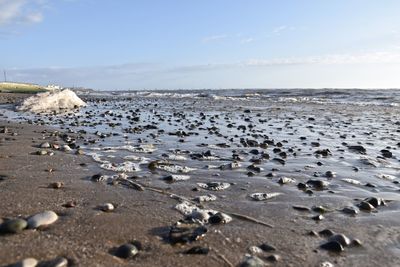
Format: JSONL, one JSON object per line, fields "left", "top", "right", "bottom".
{"left": 0, "top": 82, "right": 48, "bottom": 93}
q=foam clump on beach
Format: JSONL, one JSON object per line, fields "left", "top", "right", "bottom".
{"left": 17, "top": 89, "right": 86, "bottom": 113}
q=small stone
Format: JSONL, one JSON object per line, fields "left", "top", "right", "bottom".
{"left": 312, "top": 206, "right": 328, "bottom": 213}
{"left": 325, "top": 171, "right": 336, "bottom": 178}
{"left": 266, "top": 254, "right": 281, "bottom": 262}
{"left": 62, "top": 145, "right": 72, "bottom": 152}
{"left": 185, "top": 246, "right": 209, "bottom": 255}
{"left": 41, "top": 257, "right": 68, "bottom": 267}
{"left": 320, "top": 261, "right": 334, "bottom": 267}
{"left": 319, "top": 229, "right": 334, "bottom": 237}
{"left": 278, "top": 177, "right": 296, "bottom": 184}
{"left": 49, "top": 182, "right": 64, "bottom": 189}
{"left": 248, "top": 246, "right": 263, "bottom": 255}
{"left": 27, "top": 211, "right": 58, "bottom": 229}
{"left": 114, "top": 243, "right": 139, "bottom": 259}
{"left": 37, "top": 150, "right": 48, "bottom": 156}
{"left": 329, "top": 234, "right": 351, "bottom": 246}
{"left": 351, "top": 239, "right": 362, "bottom": 246}
{"left": 259, "top": 243, "right": 276, "bottom": 252}
{"left": 40, "top": 142, "right": 51, "bottom": 148}
{"left": 7, "top": 258, "right": 38, "bottom": 267}
{"left": 358, "top": 201, "right": 375, "bottom": 212}
{"left": 0, "top": 218, "right": 27, "bottom": 234}
{"left": 99, "top": 203, "right": 114, "bottom": 212}
{"left": 320, "top": 241, "right": 344, "bottom": 252}
{"left": 62, "top": 201, "right": 77, "bottom": 208}
{"left": 341, "top": 206, "right": 358, "bottom": 215}
{"left": 312, "top": 214, "right": 324, "bottom": 221}
{"left": 364, "top": 197, "right": 385, "bottom": 208}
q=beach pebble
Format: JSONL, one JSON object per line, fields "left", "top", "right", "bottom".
{"left": 40, "top": 142, "right": 51, "bottom": 148}
{"left": 249, "top": 192, "right": 281, "bottom": 201}
{"left": 0, "top": 218, "right": 27, "bottom": 234}
{"left": 320, "top": 241, "right": 344, "bottom": 252}
{"left": 37, "top": 150, "right": 48, "bottom": 156}
{"left": 320, "top": 261, "right": 334, "bottom": 267}
{"left": 99, "top": 203, "right": 114, "bottom": 212}
{"left": 266, "top": 254, "right": 281, "bottom": 262}
{"left": 27, "top": 211, "right": 58, "bottom": 229}
{"left": 114, "top": 243, "right": 139, "bottom": 259}
{"left": 193, "top": 194, "right": 217, "bottom": 202}
{"left": 259, "top": 243, "right": 276, "bottom": 252}
{"left": 341, "top": 206, "right": 358, "bottom": 215}
{"left": 329, "top": 234, "right": 351, "bottom": 246}
{"left": 48, "top": 182, "right": 64, "bottom": 189}
{"left": 248, "top": 246, "right": 263, "bottom": 255}
{"left": 278, "top": 177, "right": 296, "bottom": 184}
{"left": 7, "top": 258, "right": 38, "bottom": 267}
{"left": 240, "top": 255, "right": 267, "bottom": 267}
{"left": 162, "top": 174, "right": 190, "bottom": 183}
{"left": 358, "top": 201, "right": 375, "bottom": 212}
{"left": 197, "top": 182, "right": 231, "bottom": 191}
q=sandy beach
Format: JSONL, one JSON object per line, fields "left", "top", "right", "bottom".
{"left": 1, "top": 92, "right": 400, "bottom": 267}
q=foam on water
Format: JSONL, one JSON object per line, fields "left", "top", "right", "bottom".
{"left": 17, "top": 89, "right": 86, "bottom": 113}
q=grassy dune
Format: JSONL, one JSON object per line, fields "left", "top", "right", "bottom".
{"left": 0, "top": 82, "right": 47, "bottom": 93}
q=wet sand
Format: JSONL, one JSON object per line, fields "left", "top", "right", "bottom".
{"left": 1, "top": 92, "right": 400, "bottom": 267}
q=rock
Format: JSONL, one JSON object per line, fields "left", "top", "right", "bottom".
{"left": 341, "top": 206, "right": 358, "bottom": 215}
{"left": 37, "top": 150, "right": 48, "bottom": 156}
{"left": 312, "top": 214, "right": 324, "bottom": 221}
{"left": 249, "top": 192, "right": 282, "bottom": 201}
{"left": 193, "top": 194, "right": 217, "bottom": 202}
{"left": 197, "top": 182, "right": 231, "bottom": 191}
{"left": 278, "top": 177, "right": 296, "bottom": 184}
{"left": 348, "top": 145, "right": 366, "bottom": 154}
{"left": 320, "top": 241, "right": 344, "bottom": 252}
{"left": 381, "top": 149, "right": 392, "bottom": 158}
{"left": 312, "top": 206, "right": 328, "bottom": 213}
{"left": 219, "top": 162, "right": 241, "bottom": 170}
{"left": 62, "top": 145, "right": 72, "bottom": 152}
{"left": 266, "top": 254, "right": 281, "bottom": 262}
{"left": 7, "top": 258, "right": 38, "bottom": 267}
{"left": 319, "top": 229, "right": 334, "bottom": 237}
{"left": 351, "top": 239, "right": 362, "bottom": 246}
{"left": 114, "top": 243, "right": 139, "bottom": 259}
{"left": 40, "top": 142, "right": 51, "bottom": 148}
{"left": 320, "top": 261, "right": 334, "bottom": 267}
{"left": 185, "top": 246, "right": 209, "bottom": 255}
{"left": 248, "top": 246, "right": 263, "bottom": 255}
{"left": 259, "top": 243, "right": 276, "bottom": 252}
{"left": 329, "top": 234, "right": 351, "bottom": 246}
{"left": 306, "top": 179, "right": 329, "bottom": 189}
{"left": 41, "top": 257, "right": 68, "bottom": 267}
{"left": 325, "top": 171, "right": 336, "bottom": 178}
{"left": 0, "top": 219, "right": 28, "bottom": 234}
{"left": 48, "top": 182, "right": 64, "bottom": 189}
{"left": 364, "top": 197, "right": 385, "bottom": 208}
{"left": 358, "top": 201, "right": 375, "bottom": 212}
{"left": 208, "top": 212, "right": 232, "bottom": 224}
{"left": 27, "top": 211, "right": 58, "bottom": 229}
{"left": 240, "top": 255, "right": 267, "bottom": 267}
{"left": 99, "top": 203, "right": 114, "bottom": 212}
{"left": 162, "top": 174, "right": 190, "bottom": 183}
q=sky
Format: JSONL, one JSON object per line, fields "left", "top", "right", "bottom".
{"left": 1, "top": 0, "right": 400, "bottom": 90}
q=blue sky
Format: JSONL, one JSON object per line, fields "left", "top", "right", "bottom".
{"left": 1, "top": 0, "right": 400, "bottom": 90}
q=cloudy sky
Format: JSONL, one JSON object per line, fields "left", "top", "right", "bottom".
{"left": 1, "top": 0, "right": 400, "bottom": 90}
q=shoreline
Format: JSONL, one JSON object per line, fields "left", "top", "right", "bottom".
{"left": 1, "top": 93, "right": 400, "bottom": 267}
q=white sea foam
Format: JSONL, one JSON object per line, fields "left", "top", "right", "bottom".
{"left": 17, "top": 89, "right": 86, "bottom": 113}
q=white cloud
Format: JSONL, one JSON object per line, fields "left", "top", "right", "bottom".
{"left": 245, "top": 51, "right": 400, "bottom": 66}
{"left": 0, "top": 0, "right": 46, "bottom": 26}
